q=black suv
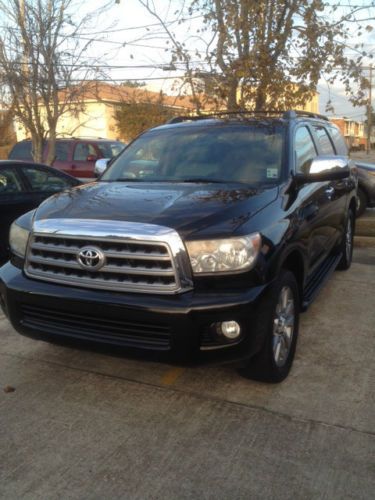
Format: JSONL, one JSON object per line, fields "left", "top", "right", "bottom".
{"left": 0, "top": 111, "right": 357, "bottom": 382}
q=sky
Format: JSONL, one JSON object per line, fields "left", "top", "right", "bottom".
{"left": 74, "top": 0, "right": 375, "bottom": 121}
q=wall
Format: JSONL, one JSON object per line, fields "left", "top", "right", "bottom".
{"left": 14, "top": 101, "right": 113, "bottom": 141}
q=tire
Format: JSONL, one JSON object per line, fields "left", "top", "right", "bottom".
{"left": 357, "top": 188, "right": 367, "bottom": 217}
{"left": 336, "top": 209, "right": 354, "bottom": 271}
{"left": 239, "top": 270, "right": 300, "bottom": 383}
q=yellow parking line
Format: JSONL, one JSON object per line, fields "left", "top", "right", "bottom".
{"left": 161, "top": 367, "right": 185, "bottom": 386}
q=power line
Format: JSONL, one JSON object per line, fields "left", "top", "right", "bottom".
{"left": 78, "top": 14, "right": 205, "bottom": 36}
{"left": 8, "top": 60, "right": 206, "bottom": 69}
{"left": 67, "top": 75, "right": 188, "bottom": 82}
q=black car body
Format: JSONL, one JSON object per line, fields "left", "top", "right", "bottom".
{"left": 0, "top": 111, "right": 357, "bottom": 382}
{"left": 354, "top": 161, "right": 375, "bottom": 215}
{"left": 0, "top": 161, "right": 81, "bottom": 263}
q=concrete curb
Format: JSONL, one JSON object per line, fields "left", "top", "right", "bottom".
{"left": 354, "top": 235, "right": 375, "bottom": 248}
{"left": 355, "top": 210, "right": 375, "bottom": 241}
{"left": 356, "top": 220, "right": 375, "bottom": 237}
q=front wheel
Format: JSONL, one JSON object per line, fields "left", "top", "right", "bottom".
{"left": 336, "top": 210, "right": 354, "bottom": 271}
{"left": 239, "top": 270, "right": 300, "bottom": 383}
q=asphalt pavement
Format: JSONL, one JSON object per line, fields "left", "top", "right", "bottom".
{"left": 0, "top": 248, "right": 374, "bottom": 499}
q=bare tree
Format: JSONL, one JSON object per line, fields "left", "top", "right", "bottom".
{"left": 0, "top": 0, "right": 110, "bottom": 164}
{"left": 135, "top": 0, "right": 375, "bottom": 112}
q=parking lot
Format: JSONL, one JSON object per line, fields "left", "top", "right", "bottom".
{"left": 0, "top": 247, "right": 374, "bottom": 499}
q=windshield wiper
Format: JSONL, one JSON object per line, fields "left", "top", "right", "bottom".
{"left": 178, "top": 178, "right": 225, "bottom": 183}
{"left": 111, "top": 178, "right": 146, "bottom": 182}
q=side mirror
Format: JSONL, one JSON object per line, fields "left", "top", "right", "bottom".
{"left": 294, "top": 156, "right": 350, "bottom": 186}
{"left": 86, "top": 154, "right": 98, "bottom": 162}
{"left": 94, "top": 158, "right": 110, "bottom": 178}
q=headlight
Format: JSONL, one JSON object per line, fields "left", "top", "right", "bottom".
{"left": 186, "top": 234, "right": 261, "bottom": 274}
{"left": 9, "top": 222, "right": 30, "bottom": 258}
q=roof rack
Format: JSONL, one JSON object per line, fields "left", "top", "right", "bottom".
{"left": 167, "top": 109, "right": 329, "bottom": 124}
{"left": 283, "top": 110, "right": 329, "bottom": 121}
{"left": 167, "top": 110, "right": 286, "bottom": 124}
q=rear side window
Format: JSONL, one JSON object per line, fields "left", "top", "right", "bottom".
{"left": 55, "top": 142, "right": 70, "bottom": 161}
{"left": 328, "top": 126, "right": 348, "bottom": 155}
{"left": 0, "top": 168, "right": 23, "bottom": 193}
{"left": 313, "top": 126, "right": 335, "bottom": 155}
{"left": 294, "top": 127, "right": 317, "bottom": 174}
{"left": 9, "top": 141, "right": 33, "bottom": 160}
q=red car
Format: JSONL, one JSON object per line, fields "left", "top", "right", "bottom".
{"left": 9, "top": 138, "right": 125, "bottom": 178}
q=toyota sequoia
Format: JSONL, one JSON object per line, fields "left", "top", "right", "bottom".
{"left": 0, "top": 111, "right": 357, "bottom": 382}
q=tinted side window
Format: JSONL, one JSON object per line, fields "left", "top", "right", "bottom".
{"left": 295, "top": 127, "right": 317, "bottom": 174}
{"left": 55, "top": 142, "right": 70, "bottom": 161}
{"left": 0, "top": 168, "right": 24, "bottom": 194}
{"left": 22, "top": 167, "right": 73, "bottom": 192}
{"left": 73, "top": 143, "right": 96, "bottom": 161}
{"left": 313, "top": 126, "right": 335, "bottom": 155}
{"left": 97, "top": 142, "right": 125, "bottom": 158}
{"left": 9, "top": 141, "right": 33, "bottom": 160}
{"left": 328, "top": 126, "right": 348, "bottom": 155}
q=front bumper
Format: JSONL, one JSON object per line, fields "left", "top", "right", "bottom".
{"left": 0, "top": 262, "right": 269, "bottom": 361}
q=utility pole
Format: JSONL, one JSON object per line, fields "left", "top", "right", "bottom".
{"left": 367, "top": 64, "right": 372, "bottom": 155}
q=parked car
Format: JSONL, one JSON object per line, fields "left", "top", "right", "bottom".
{"left": 354, "top": 161, "right": 375, "bottom": 215}
{"left": 0, "top": 111, "right": 357, "bottom": 382}
{"left": 9, "top": 138, "right": 125, "bottom": 178}
{"left": 0, "top": 161, "right": 81, "bottom": 264}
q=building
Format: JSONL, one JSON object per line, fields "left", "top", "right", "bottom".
{"left": 14, "top": 82, "right": 198, "bottom": 142}
{"left": 330, "top": 117, "right": 366, "bottom": 151}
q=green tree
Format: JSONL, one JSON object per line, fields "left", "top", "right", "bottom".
{"left": 114, "top": 95, "right": 178, "bottom": 141}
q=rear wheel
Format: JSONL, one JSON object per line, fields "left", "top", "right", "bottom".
{"left": 337, "top": 209, "right": 354, "bottom": 271}
{"left": 239, "top": 270, "right": 299, "bottom": 383}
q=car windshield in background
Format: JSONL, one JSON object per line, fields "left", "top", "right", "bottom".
{"left": 8, "top": 141, "right": 34, "bottom": 160}
{"left": 102, "top": 124, "right": 285, "bottom": 186}
{"left": 97, "top": 141, "right": 125, "bottom": 158}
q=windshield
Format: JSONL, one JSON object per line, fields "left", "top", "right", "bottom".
{"left": 101, "top": 124, "right": 285, "bottom": 185}
{"left": 97, "top": 141, "right": 125, "bottom": 158}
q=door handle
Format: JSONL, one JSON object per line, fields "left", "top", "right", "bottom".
{"left": 325, "top": 186, "right": 335, "bottom": 199}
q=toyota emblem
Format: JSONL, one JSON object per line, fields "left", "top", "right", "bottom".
{"left": 77, "top": 246, "right": 105, "bottom": 271}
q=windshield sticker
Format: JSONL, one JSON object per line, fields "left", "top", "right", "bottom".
{"left": 267, "top": 168, "right": 278, "bottom": 179}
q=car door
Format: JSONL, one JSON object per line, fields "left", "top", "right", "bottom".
{"left": 0, "top": 166, "right": 33, "bottom": 262}
{"left": 293, "top": 125, "right": 332, "bottom": 272}
{"left": 71, "top": 142, "right": 98, "bottom": 178}
{"left": 311, "top": 125, "right": 348, "bottom": 248}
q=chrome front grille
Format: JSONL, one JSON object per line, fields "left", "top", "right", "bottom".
{"left": 25, "top": 219, "right": 193, "bottom": 294}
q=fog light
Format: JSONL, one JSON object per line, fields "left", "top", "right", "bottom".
{"left": 217, "top": 321, "right": 241, "bottom": 340}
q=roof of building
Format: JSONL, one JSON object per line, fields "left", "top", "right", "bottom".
{"left": 58, "top": 81, "right": 205, "bottom": 111}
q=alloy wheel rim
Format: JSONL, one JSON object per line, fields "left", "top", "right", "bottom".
{"left": 272, "top": 286, "right": 295, "bottom": 367}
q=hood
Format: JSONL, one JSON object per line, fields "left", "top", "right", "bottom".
{"left": 34, "top": 181, "right": 279, "bottom": 239}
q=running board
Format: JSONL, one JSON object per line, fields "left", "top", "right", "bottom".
{"left": 302, "top": 253, "right": 342, "bottom": 311}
